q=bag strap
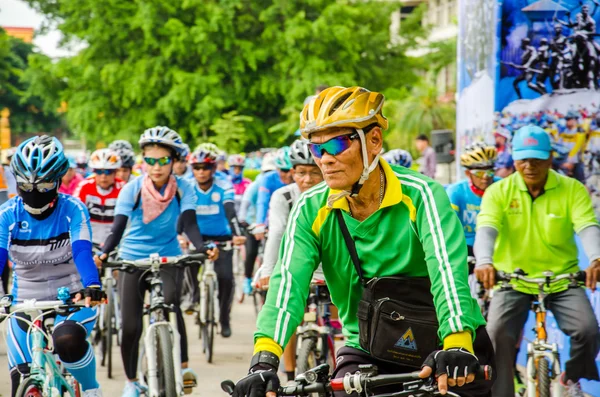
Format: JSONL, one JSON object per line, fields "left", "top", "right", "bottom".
{"left": 335, "top": 210, "right": 367, "bottom": 286}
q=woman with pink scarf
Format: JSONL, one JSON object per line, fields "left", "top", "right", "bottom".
{"left": 95, "top": 126, "right": 218, "bottom": 397}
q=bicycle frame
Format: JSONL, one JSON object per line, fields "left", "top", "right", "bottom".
{"left": 199, "top": 258, "right": 219, "bottom": 325}
{"left": 134, "top": 256, "right": 184, "bottom": 397}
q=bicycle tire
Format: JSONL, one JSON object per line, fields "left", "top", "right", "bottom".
{"left": 537, "top": 357, "right": 550, "bottom": 397}
{"left": 105, "top": 286, "right": 114, "bottom": 379}
{"left": 202, "top": 281, "right": 215, "bottom": 363}
{"left": 297, "top": 337, "right": 319, "bottom": 375}
{"left": 253, "top": 290, "right": 265, "bottom": 316}
{"left": 16, "top": 377, "right": 44, "bottom": 397}
{"left": 156, "top": 325, "right": 177, "bottom": 397}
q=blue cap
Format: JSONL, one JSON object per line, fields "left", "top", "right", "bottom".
{"left": 512, "top": 125, "right": 552, "bottom": 161}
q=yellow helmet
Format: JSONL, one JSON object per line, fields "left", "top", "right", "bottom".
{"left": 460, "top": 142, "right": 498, "bottom": 168}
{"left": 299, "top": 86, "right": 388, "bottom": 138}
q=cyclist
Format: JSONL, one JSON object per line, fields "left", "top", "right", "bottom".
{"left": 173, "top": 144, "right": 192, "bottom": 178}
{"left": 74, "top": 149, "right": 125, "bottom": 246}
{"left": 216, "top": 149, "right": 229, "bottom": 175}
{"left": 233, "top": 86, "right": 493, "bottom": 397}
{"left": 0, "top": 136, "right": 104, "bottom": 397}
{"left": 382, "top": 148, "right": 413, "bottom": 168}
{"left": 94, "top": 126, "right": 218, "bottom": 397}
{"left": 258, "top": 139, "right": 324, "bottom": 383}
{"left": 75, "top": 152, "right": 91, "bottom": 178}
{"left": 254, "top": 147, "right": 293, "bottom": 240}
{"left": 228, "top": 154, "right": 251, "bottom": 213}
{"left": 194, "top": 143, "right": 232, "bottom": 186}
{"left": 474, "top": 125, "right": 600, "bottom": 396}
{"left": 109, "top": 140, "right": 138, "bottom": 183}
{"left": 239, "top": 152, "right": 277, "bottom": 294}
{"left": 59, "top": 156, "right": 84, "bottom": 195}
{"left": 494, "top": 151, "right": 514, "bottom": 178}
{"left": 179, "top": 146, "right": 245, "bottom": 338}
{"left": 551, "top": 111, "right": 587, "bottom": 181}
{"left": 446, "top": 143, "right": 499, "bottom": 258}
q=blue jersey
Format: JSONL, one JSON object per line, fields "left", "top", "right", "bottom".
{"left": 115, "top": 176, "right": 197, "bottom": 260}
{"left": 256, "top": 170, "right": 287, "bottom": 225}
{"left": 446, "top": 178, "right": 500, "bottom": 246}
{"left": 193, "top": 179, "right": 235, "bottom": 238}
{"left": 0, "top": 194, "right": 100, "bottom": 300}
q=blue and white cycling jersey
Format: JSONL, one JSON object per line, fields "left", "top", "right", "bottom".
{"left": 445, "top": 177, "right": 500, "bottom": 246}
{"left": 115, "top": 175, "right": 197, "bottom": 260}
{"left": 193, "top": 179, "right": 235, "bottom": 238}
{"left": 256, "top": 170, "right": 286, "bottom": 225}
{"left": 0, "top": 194, "right": 100, "bottom": 300}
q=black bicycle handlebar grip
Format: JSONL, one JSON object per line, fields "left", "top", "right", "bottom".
{"left": 476, "top": 365, "right": 493, "bottom": 381}
{"left": 221, "top": 380, "right": 235, "bottom": 395}
{"left": 575, "top": 271, "right": 587, "bottom": 282}
{"left": 495, "top": 270, "right": 508, "bottom": 282}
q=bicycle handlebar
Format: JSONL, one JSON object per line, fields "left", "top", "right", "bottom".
{"left": 0, "top": 296, "right": 86, "bottom": 312}
{"left": 104, "top": 253, "right": 207, "bottom": 271}
{"left": 496, "top": 270, "right": 586, "bottom": 286}
{"left": 222, "top": 366, "right": 492, "bottom": 397}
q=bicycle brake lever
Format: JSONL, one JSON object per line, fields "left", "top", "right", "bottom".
{"left": 221, "top": 380, "right": 235, "bottom": 395}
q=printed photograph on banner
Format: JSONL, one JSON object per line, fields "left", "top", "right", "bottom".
{"left": 496, "top": 0, "right": 600, "bottom": 190}
{"left": 457, "top": 0, "right": 498, "bottom": 151}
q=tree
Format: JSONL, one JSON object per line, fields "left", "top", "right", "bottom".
{"left": 0, "top": 28, "right": 63, "bottom": 137}
{"left": 23, "top": 0, "right": 427, "bottom": 151}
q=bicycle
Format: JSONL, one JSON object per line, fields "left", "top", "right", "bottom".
{"left": 296, "top": 280, "right": 337, "bottom": 376}
{"left": 233, "top": 242, "right": 246, "bottom": 304}
{"left": 91, "top": 243, "right": 121, "bottom": 379}
{"left": 467, "top": 256, "right": 491, "bottom": 319}
{"left": 222, "top": 362, "right": 493, "bottom": 397}
{"left": 495, "top": 269, "right": 586, "bottom": 397}
{"left": 104, "top": 252, "right": 206, "bottom": 397}
{"left": 0, "top": 287, "right": 87, "bottom": 397}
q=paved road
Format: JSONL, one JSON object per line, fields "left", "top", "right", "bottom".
{"left": 0, "top": 298, "right": 257, "bottom": 396}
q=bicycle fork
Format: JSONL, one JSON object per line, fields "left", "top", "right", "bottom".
{"left": 143, "top": 312, "right": 184, "bottom": 396}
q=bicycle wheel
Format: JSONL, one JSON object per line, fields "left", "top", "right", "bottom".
{"left": 156, "top": 325, "right": 177, "bottom": 397}
{"left": 234, "top": 252, "right": 245, "bottom": 304}
{"left": 297, "top": 337, "right": 319, "bottom": 375}
{"left": 537, "top": 358, "right": 550, "bottom": 397}
{"left": 202, "top": 281, "right": 215, "bottom": 363}
{"left": 16, "top": 377, "right": 44, "bottom": 397}
{"left": 105, "top": 286, "right": 114, "bottom": 379}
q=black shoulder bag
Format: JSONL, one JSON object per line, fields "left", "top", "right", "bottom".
{"left": 335, "top": 210, "right": 441, "bottom": 368}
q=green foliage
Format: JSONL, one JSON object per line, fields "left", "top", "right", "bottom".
{"left": 385, "top": 79, "right": 455, "bottom": 153}
{"left": 243, "top": 168, "right": 261, "bottom": 181}
{"left": 23, "top": 0, "right": 427, "bottom": 151}
{"left": 0, "top": 28, "right": 62, "bottom": 136}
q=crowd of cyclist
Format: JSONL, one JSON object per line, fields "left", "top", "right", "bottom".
{"left": 0, "top": 84, "right": 598, "bottom": 397}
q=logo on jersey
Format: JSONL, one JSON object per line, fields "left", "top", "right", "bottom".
{"left": 211, "top": 192, "right": 221, "bottom": 202}
{"left": 196, "top": 205, "right": 219, "bottom": 215}
{"left": 508, "top": 199, "right": 522, "bottom": 215}
{"left": 18, "top": 221, "right": 31, "bottom": 233}
{"left": 394, "top": 327, "right": 417, "bottom": 351}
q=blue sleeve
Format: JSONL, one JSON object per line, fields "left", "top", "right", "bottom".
{"left": 72, "top": 240, "right": 101, "bottom": 288}
{"left": 223, "top": 185, "right": 235, "bottom": 203}
{"left": 446, "top": 183, "right": 461, "bottom": 214}
{"left": 256, "top": 173, "right": 273, "bottom": 225}
{"left": 0, "top": 201, "right": 15, "bottom": 277}
{"left": 177, "top": 177, "right": 198, "bottom": 213}
{"left": 114, "top": 179, "right": 138, "bottom": 216}
{"left": 66, "top": 197, "right": 93, "bottom": 242}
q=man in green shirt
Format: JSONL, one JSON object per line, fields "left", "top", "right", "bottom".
{"left": 475, "top": 125, "right": 600, "bottom": 397}
{"left": 232, "top": 86, "right": 494, "bottom": 397}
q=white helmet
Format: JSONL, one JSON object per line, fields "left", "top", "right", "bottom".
{"left": 289, "top": 140, "right": 316, "bottom": 166}
{"left": 228, "top": 154, "right": 245, "bottom": 167}
{"left": 89, "top": 149, "right": 122, "bottom": 170}
{"left": 261, "top": 152, "right": 277, "bottom": 172}
{"left": 139, "top": 126, "right": 187, "bottom": 159}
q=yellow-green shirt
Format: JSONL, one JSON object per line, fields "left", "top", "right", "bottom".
{"left": 476, "top": 170, "right": 598, "bottom": 293}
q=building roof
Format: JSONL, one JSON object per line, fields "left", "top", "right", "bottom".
{"left": 2, "top": 26, "right": 34, "bottom": 43}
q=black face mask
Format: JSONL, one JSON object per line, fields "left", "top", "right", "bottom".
{"left": 19, "top": 188, "right": 59, "bottom": 219}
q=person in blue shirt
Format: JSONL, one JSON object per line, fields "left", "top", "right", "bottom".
{"left": 179, "top": 146, "right": 245, "bottom": 337}
{"left": 0, "top": 136, "right": 104, "bottom": 397}
{"left": 95, "top": 127, "right": 217, "bottom": 397}
{"left": 446, "top": 142, "right": 499, "bottom": 258}
{"left": 254, "top": 147, "right": 293, "bottom": 240}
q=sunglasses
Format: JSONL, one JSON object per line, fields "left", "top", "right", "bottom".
{"left": 192, "top": 164, "right": 215, "bottom": 171}
{"left": 94, "top": 169, "right": 116, "bottom": 176}
{"left": 144, "top": 156, "right": 172, "bottom": 166}
{"left": 308, "top": 132, "right": 359, "bottom": 159}
{"left": 469, "top": 169, "right": 495, "bottom": 178}
{"left": 18, "top": 181, "right": 57, "bottom": 193}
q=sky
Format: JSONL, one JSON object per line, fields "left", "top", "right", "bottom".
{"left": 0, "top": 0, "right": 75, "bottom": 58}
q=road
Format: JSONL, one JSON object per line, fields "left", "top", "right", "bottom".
{"left": 0, "top": 298, "right": 257, "bottom": 396}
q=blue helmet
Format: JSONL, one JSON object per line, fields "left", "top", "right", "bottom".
{"left": 383, "top": 149, "right": 413, "bottom": 168}
{"left": 10, "top": 135, "right": 69, "bottom": 184}
{"left": 274, "top": 146, "right": 292, "bottom": 170}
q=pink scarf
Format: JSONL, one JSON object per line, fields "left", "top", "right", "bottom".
{"left": 141, "top": 175, "right": 178, "bottom": 224}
